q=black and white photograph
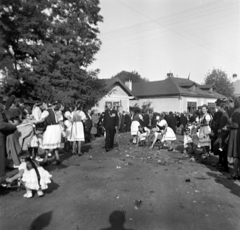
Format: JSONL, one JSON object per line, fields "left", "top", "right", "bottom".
{"left": 0, "top": 0, "right": 240, "bottom": 229}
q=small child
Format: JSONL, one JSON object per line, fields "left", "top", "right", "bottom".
{"left": 6, "top": 151, "right": 52, "bottom": 198}
{"left": 64, "top": 111, "right": 73, "bottom": 151}
{"left": 183, "top": 123, "right": 198, "bottom": 156}
{"left": 136, "top": 125, "right": 150, "bottom": 146}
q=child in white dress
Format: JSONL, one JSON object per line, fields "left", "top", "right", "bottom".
{"left": 6, "top": 151, "right": 52, "bottom": 198}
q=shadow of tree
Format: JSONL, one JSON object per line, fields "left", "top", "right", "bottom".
{"left": 30, "top": 211, "right": 53, "bottom": 230}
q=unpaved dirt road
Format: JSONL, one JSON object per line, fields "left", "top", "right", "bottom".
{"left": 1, "top": 133, "right": 240, "bottom": 230}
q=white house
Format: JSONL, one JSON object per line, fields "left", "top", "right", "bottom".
{"left": 92, "top": 78, "right": 135, "bottom": 113}
{"left": 129, "top": 74, "right": 224, "bottom": 113}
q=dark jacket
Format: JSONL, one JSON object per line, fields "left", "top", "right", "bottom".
{"left": 167, "top": 114, "right": 177, "bottom": 133}
{"left": 0, "top": 110, "right": 16, "bottom": 137}
{"left": 143, "top": 113, "right": 150, "bottom": 127}
{"left": 180, "top": 114, "right": 188, "bottom": 126}
{"left": 103, "top": 109, "right": 119, "bottom": 129}
{"left": 84, "top": 112, "right": 92, "bottom": 131}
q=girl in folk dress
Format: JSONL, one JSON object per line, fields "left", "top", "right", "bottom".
{"left": 41, "top": 102, "right": 62, "bottom": 165}
{"left": 63, "top": 111, "right": 72, "bottom": 150}
{"left": 69, "top": 105, "right": 86, "bottom": 156}
{"left": 6, "top": 151, "right": 52, "bottom": 198}
{"left": 130, "top": 110, "right": 143, "bottom": 144}
{"left": 198, "top": 105, "right": 212, "bottom": 159}
{"left": 29, "top": 102, "right": 44, "bottom": 161}
{"left": 150, "top": 114, "right": 176, "bottom": 150}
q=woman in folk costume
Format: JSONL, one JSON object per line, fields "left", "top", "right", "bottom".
{"left": 69, "top": 104, "right": 86, "bottom": 156}
{"left": 198, "top": 104, "right": 212, "bottom": 159}
{"left": 91, "top": 109, "right": 99, "bottom": 140}
{"left": 55, "top": 103, "right": 65, "bottom": 149}
{"left": 130, "top": 109, "right": 143, "bottom": 144}
{"left": 41, "top": 102, "right": 62, "bottom": 165}
{"left": 227, "top": 97, "right": 240, "bottom": 180}
{"left": 150, "top": 114, "right": 176, "bottom": 150}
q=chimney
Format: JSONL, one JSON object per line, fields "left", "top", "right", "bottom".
{"left": 167, "top": 73, "right": 173, "bottom": 78}
{"left": 233, "top": 73, "right": 237, "bottom": 82}
{"left": 125, "top": 79, "right": 132, "bottom": 91}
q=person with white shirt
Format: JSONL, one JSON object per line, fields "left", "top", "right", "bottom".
{"left": 69, "top": 103, "right": 86, "bottom": 156}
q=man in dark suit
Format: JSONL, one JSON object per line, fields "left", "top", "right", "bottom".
{"left": 167, "top": 111, "right": 177, "bottom": 133}
{"left": 180, "top": 112, "right": 188, "bottom": 135}
{"left": 124, "top": 112, "right": 131, "bottom": 132}
{"left": 103, "top": 103, "right": 119, "bottom": 152}
{"left": 84, "top": 109, "right": 92, "bottom": 143}
{"left": 143, "top": 111, "right": 150, "bottom": 128}
{"left": 0, "top": 95, "right": 16, "bottom": 180}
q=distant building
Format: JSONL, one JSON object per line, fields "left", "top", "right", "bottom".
{"left": 92, "top": 78, "right": 135, "bottom": 113}
{"left": 129, "top": 74, "right": 224, "bottom": 113}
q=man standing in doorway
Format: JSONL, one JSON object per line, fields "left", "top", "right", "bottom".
{"left": 103, "top": 103, "right": 119, "bottom": 152}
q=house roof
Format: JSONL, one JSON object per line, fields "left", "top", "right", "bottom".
{"left": 234, "top": 80, "right": 240, "bottom": 96}
{"left": 100, "top": 77, "right": 135, "bottom": 97}
{"left": 199, "top": 84, "right": 214, "bottom": 90}
{"left": 132, "top": 77, "right": 224, "bottom": 99}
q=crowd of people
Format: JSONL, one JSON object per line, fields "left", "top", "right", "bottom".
{"left": 1, "top": 93, "right": 240, "bottom": 199}
{"left": 129, "top": 97, "right": 240, "bottom": 180}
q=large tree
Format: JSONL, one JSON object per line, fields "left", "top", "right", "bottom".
{"left": 0, "top": 0, "right": 106, "bottom": 106}
{"left": 205, "top": 69, "right": 234, "bottom": 98}
{"left": 112, "top": 70, "right": 148, "bottom": 83}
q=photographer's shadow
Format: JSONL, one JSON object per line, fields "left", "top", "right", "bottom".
{"left": 100, "top": 210, "right": 135, "bottom": 230}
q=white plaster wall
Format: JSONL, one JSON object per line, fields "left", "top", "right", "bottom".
{"left": 130, "top": 97, "right": 180, "bottom": 113}
{"left": 181, "top": 97, "right": 217, "bottom": 112}
{"left": 131, "top": 96, "right": 218, "bottom": 113}
{"left": 92, "top": 85, "right": 131, "bottom": 113}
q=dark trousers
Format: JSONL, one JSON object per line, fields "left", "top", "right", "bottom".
{"left": 0, "top": 136, "right": 6, "bottom": 178}
{"left": 218, "top": 149, "right": 229, "bottom": 170}
{"left": 85, "top": 129, "right": 91, "bottom": 143}
{"left": 105, "top": 128, "right": 115, "bottom": 149}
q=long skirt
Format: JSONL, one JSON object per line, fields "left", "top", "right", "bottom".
{"left": 42, "top": 124, "right": 62, "bottom": 149}
{"left": 131, "top": 121, "right": 140, "bottom": 136}
{"left": 162, "top": 127, "right": 177, "bottom": 142}
{"left": 69, "top": 121, "right": 85, "bottom": 142}
{"left": 198, "top": 126, "right": 211, "bottom": 148}
{"left": 227, "top": 129, "right": 239, "bottom": 158}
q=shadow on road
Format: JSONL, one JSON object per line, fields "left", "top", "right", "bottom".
{"left": 206, "top": 172, "right": 240, "bottom": 198}
{"left": 45, "top": 180, "right": 60, "bottom": 194}
{"left": 29, "top": 211, "right": 53, "bottom": 230}
{"left": 100, "top": 210, "right": 135, "bottom": 230}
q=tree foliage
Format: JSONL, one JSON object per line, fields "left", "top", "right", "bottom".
{"left": 0, "top": 0, "right": 106, "bottom": 106}
{"left": 112, "top": 70, "right": 148, "bottom": 83}
{"left": 130, "top": 101, "right": 154, "bottom": 113}
{"left": 205, "top": 69, "right": 234, "bottom": 98}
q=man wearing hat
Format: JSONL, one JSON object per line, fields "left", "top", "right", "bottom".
{"left": 0, "top": 94, "right": 17, "bottom": 180}
{"left": 211, "top": 98, "right": 225, "bottom": 163}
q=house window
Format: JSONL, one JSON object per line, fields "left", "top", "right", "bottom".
{"left": 105, "top": 101, "right": 120, "bottom": 109}
{"left": 208, "top": 103, "right": 215, "bottom": 111}
{"left": 187, "top": 102, "right": 197, "bottom": 113}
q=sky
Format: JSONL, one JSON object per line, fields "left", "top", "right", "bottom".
{"left": 89, "top": 0, "right": 240, "bottom": 84}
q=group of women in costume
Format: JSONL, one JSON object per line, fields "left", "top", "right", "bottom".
{"left": 1, "top": 96, "right": 88, "bottom": 198}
